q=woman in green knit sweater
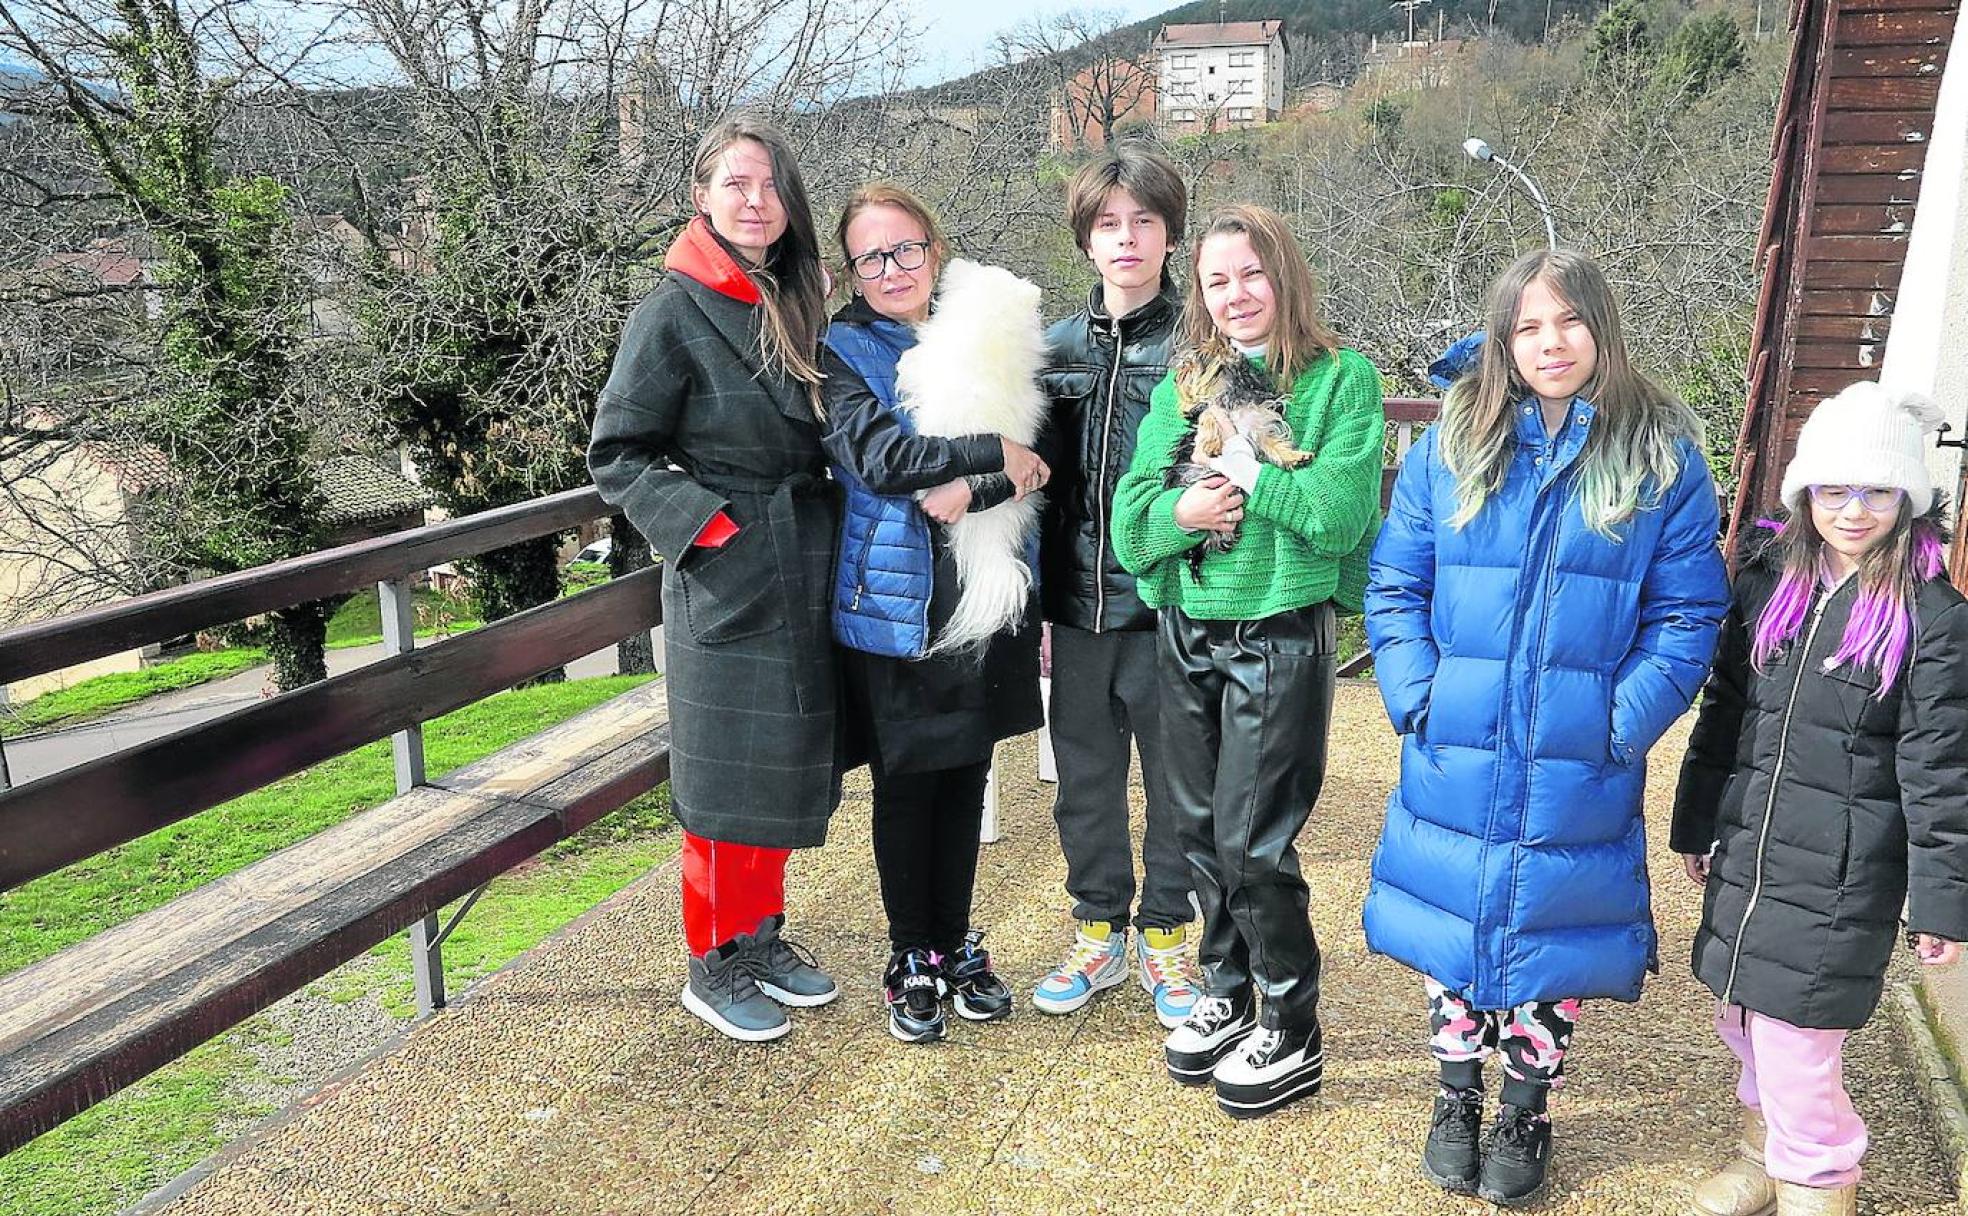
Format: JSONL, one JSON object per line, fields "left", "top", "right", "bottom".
{"left": 1111, "top": 203, "right": 1384, "bottom": 1120}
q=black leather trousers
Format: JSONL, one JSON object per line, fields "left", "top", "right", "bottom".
{"left": 1157, "top": 602, "right": 1336, "bottom": 1031}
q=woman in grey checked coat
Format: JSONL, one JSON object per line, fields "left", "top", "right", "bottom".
{"left": 589, "top": 116, "right": 845, "bottom": 1043}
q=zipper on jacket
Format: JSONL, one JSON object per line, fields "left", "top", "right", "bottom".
{"left": 1093, "top": 314, "right": 1124, "bottom": 633}
{"left": 1719, "top": 589, "right": 1834, "bottom": 1007}
{"left": 1518, "top": 426, "right": 1576, "bottom": 773}
{"left": 1495, "top": 453, "right": 1565, "bottom": 1007}
{"left": 850, "top": 516, "right": 875, "bottom": 611}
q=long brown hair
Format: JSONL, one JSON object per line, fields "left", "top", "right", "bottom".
{"left": 690, "top": 115, "right": 826, "bottom": 396}
{"left": 1438, "top": 249, "right": 1701, "bottom": 536}
{"left": 832, "top": 182, "right": 950, "bottom": 299}
{"left": 1175, "top": 204, "right": 1339, "bottom": 400}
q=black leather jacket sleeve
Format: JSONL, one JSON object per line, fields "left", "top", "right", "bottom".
{"left": 969, "top": 473, "right": 1017, "bottom": 511}
{"left": 821, "top": 346, "right": 1005, "bottom": 495}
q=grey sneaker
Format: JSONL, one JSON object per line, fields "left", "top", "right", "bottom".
{"left": 681, "top": 941, "right": 790, "bottom": 1042}
{"left": 748, "top": 914, "right": 839, "bottom": 1007}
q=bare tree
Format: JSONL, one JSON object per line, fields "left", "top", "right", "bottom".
{"left": 0, "top": 0, "right": 347, "bottom": 688}
{"left": 330, "top": 0, "right": 908, "bottom": 675}
{"left": 997, "top": 9, "right": 1155, "bottom": 150}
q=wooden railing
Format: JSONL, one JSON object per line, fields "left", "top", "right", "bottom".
{"left": 0, "top": 487, "right": 670, "bottom": 1152}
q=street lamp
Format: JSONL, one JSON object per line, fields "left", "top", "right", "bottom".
{"left": 1463, "top": 137, "right": 1559, "bottom": 250}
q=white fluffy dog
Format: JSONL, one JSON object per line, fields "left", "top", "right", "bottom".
{"left": 894, "top": 258, "right": 1047, "bottom": 655}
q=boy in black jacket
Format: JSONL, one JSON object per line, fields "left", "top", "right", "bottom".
{"left": 1032, "top": 146, "right": 1199, "bottom": 1028}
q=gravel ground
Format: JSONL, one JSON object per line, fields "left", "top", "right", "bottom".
{"left": 154, "top": 683, "right": 1961, "bottom": 1215}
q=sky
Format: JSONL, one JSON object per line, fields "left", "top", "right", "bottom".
{"left": 907, "top": 0, "right": 1175, "bottom": 85}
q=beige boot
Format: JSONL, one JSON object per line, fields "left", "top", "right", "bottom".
{"left": 1690, "top": 1108, "right": 1776, "bottom": 1216}
{"left": 1773, "top": 1180, "right": 1857, "bottom": 1216}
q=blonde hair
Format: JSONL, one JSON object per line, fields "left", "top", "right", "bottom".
{"left": 1176, "top": 204, "right": 1340, "bottom": 399}
{"left": 832, "top": 182, "right": 950, "bottom": 296}
{"left": 690, "top": 115, "right": 826, "bottom": 397}
{"left": 1438, "top": 249, "right": 1702, "bottom": 537}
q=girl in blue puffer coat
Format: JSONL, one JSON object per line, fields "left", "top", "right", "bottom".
{"left": 1364, "top": 249, "right": 1729, "bottom": 1205}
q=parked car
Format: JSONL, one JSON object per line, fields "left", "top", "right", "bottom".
{"left": 574, "top": 536, "right": 612, "bottom": 565}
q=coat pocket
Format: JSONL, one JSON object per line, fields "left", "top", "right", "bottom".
{"left": 678, "top": 522, "right": 783, "bottom": 644}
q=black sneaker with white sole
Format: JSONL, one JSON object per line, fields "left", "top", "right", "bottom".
{"left": 942, "top": 930, "right": 1013, "bottom": 1022}
{"left": 1163, "top": 989, "right": 1257, "bottom": 1085}
{"left": 883, "top": 947, "right": 947, "bottom": 1043}
{"left": 1420, "top": 1085, "right": 1484, "bottom": 1193}
{"left": 1477, "top": 1103, "right": 1553, "bottom": 1206}
{"left": 1211, "top": 1015, "right": 1323, "bottom": 1119}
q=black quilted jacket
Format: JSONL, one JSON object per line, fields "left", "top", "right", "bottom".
{"left": 1671, "top": 526, "right": 1968, "bottom": 1028}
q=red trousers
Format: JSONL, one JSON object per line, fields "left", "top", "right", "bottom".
{"left": 680, "top": 830, "right": 789, "bottom": 956}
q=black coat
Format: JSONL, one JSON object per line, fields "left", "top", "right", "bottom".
{"left": 1037, "top": 286, "right": 1178, "bottom": 633}
{"left": 821, "top": 308, "right": 1043, "bottom": 776}
{"left": 1672, "top": 533, "right": 1968, "bottom": 1028}
{"left": 588, "top": 271, "right": 843, "bottom": 849}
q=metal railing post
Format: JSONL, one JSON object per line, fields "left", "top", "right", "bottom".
{"left": 380, "top": 577, "right": 444, "bottom": 1016}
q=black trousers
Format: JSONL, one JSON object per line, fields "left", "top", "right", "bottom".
{"left": 870, "top": 756, "right": 990, "bottom": 955}
{"left": 1158, "top": 603, "right": 1336, "bottom": 1031}
{"left": 1048, "top": 625, "right": 1192, "bottom": 931}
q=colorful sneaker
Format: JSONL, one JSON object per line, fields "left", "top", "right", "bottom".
{"left": 942, "top": 930, "right": 1014, "bottom": 1021}
{"left": 1137, "top": 925, "right": 1201, "bottom": 1029}
{"left": 681, "top": 941, "right": 790, "bottom": 1042}
{"left": 747, "top": 914, "right": 838, "bottom": 1007}
{"left": 1163, "top": 988, "right": 1257, "bottom": 1085}
{"left": 883, "top": 947, "right": 947, "bottom": 1044}
{"left": 1032, "top": 921, "right": 1129, "bottom": 1015}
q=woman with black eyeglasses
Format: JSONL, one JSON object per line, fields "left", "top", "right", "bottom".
{"left": 820, "top": 182, "right": 1049, "bottom": 1043}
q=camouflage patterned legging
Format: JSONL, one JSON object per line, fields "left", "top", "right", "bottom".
{"left": 1425, "top": 977, "right": 1583, "bottom": 1087}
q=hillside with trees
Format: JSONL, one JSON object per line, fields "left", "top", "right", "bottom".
{"left": 0, "top": 0, "right": 1780, "bottom": 658}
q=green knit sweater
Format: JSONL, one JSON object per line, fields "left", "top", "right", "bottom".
{"left": 1111, "top": 347, "right": 1385, "bottom": 620}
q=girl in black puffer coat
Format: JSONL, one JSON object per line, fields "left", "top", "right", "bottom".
{"left": 1671, "top": 382, "right": 1968, "bottom": 1216}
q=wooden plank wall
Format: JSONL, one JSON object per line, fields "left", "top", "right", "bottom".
{"left": 1732, "top": 0, "right": 1961, "bottom": 554}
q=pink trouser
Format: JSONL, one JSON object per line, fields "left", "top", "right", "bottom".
{"left": 1715, "top": 1002, "right": 1867, "bottom": 1188}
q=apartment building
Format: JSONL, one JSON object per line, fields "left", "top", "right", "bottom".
{"left": 1154, "top": 20, "right": 1288, "bottom": 133}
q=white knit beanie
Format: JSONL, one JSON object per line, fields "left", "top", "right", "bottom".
{"left": 1778, "top": 381, "right": 1944, "bottom": 516}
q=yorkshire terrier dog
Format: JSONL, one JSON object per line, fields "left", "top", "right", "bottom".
{"left": 1164, "top": 349, "right": 1315, "bottom": 581}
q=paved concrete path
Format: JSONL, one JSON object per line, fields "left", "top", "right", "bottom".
{"left": 3, "top": 631, "right": 656, "bottom": 786}
{"left": 154, "top": 684, "right": 1959, "bottom": 1216}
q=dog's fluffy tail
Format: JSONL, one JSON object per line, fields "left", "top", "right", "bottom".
{"left": 931, "top": 495, "right": 1040, "bottom": 656}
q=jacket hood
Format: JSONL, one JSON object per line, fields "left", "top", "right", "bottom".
{"left": 665, "top": 216, "right": 762, "bottom": 305}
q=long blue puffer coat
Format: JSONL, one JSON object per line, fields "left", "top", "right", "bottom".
{"left": 1363, "top": 397, "right": 1729, "bottom": 1008}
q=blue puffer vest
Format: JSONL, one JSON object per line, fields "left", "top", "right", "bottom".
{"left": 1362, "top": 398, "right": 1729, "bottom": 1007}
{"left": 824, "top": 315, "right": 933, "bottom": 659}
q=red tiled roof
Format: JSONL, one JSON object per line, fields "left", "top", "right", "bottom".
{"left": 34, "top": 240, "right": 145, "bottom": 287}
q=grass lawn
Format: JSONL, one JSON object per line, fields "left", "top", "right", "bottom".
{"left": 1338, "top": 614, "right": 1369, "bottom": 671}
{"left": 0, "top": 649, "right": 268, "bottom": 738}
{"left": 0, "top": 1034, "right": 276, "bottom": 1216}
{"left": 325, "top": 584, "right": 483, "bottom": 650}
{"left": 0, "top": 676, "right": 675, "bottom": 1216}
{"left": 3, "top": 574, "right": 601, "bottom": 738}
